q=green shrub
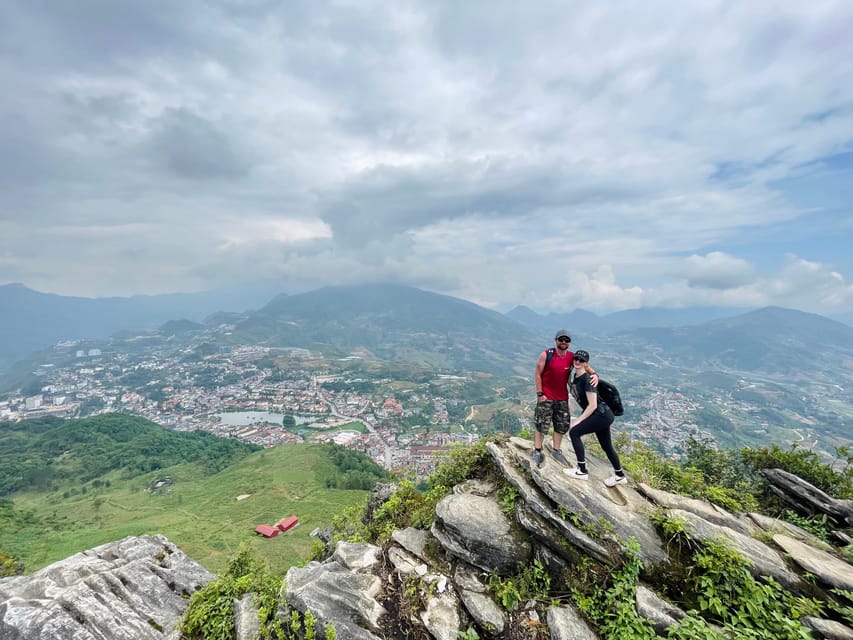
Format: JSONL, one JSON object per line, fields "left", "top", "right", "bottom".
{"left": 573, "top": 539, "right": 656, "bottom": 640}
{"left": 666, "top": 534, "right": 822, "bottom": 639}
{"left": 488, "top": 559, "right": 551, "bottom": 612}
{"left": 181, "top": 546, "right": 283, "bottom": 640}
{"left": 740, "top": 444, "right": 853, "bottom": 500}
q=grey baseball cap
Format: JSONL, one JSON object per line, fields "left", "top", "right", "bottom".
{"left": 554, "top": 329, "right": 571, "bottom": 340}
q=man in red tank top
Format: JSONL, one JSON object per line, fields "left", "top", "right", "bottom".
{"left": 532, "top": 329, "right": 596, "bottom": 467}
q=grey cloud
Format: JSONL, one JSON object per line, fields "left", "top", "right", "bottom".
{"left": 0, "top": 1, "right": 201, "bottom": 72}
{"left": 145, "top": 109, "right": 251, "bottom": 180}
{"left": 319, "top": 160, "right": 649, "bottom": 247}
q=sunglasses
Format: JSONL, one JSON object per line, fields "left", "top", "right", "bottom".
{"left": 556, "top": 337, "right": 571, "bottom": 343}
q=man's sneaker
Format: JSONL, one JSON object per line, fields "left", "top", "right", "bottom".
{"left": 531, "top": 450, "right": 544, "bottom": 466}
{"left": 564, "top": 467, "right": 589, "bottom": 480}
{"left": 552, "top": 450, "right": 570, "bottom": 466}
{"left": 604, "top": 474, "right": 628, "bottom": 487}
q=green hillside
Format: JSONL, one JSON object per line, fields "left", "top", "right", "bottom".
{"left": 0, "top": 415, "right": 384, "bottom": 576}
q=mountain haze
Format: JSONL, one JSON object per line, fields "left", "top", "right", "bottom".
{"left": 625, "top": 306, "right": 853, "bottom": 375}
{"left": 506, "top": 304, "right": 742, "bottom": 334}
{"left": 0, "top": 283, "right": 278, "bottom": 370}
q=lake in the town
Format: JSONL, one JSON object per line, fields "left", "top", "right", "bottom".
{"left": 214, "top": 411, "right": 318, "bottom": 426}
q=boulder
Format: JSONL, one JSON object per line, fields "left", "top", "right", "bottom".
{"left": 431, "top": 493, "right": 531, "bottom": 576}
{"left": 635, "top": 585, "right": 685, "bottom": 635}
{"left": 283, "top": 544, "right": 386, "bottom": 640}
{"left": 636, "top": 483, "right": 754, "bottom": 535}
{"left": 487, "top": 440, "right": 614, "bottom": 565}
{"left": 802, "top": 616, "right": 853, "bottom": 640}
{"left": 0, "top": 534, "right": 212, "bottom": 640}
{"left": 761, "top": 469, "right": 853, "bottom": 526}
{"left": 772, "top": 534, "right": 853, "bottom": 591}
{"left": 546, "top": 603, "right": 599, "bottom": 639}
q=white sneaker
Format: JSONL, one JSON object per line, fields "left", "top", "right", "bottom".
{"left": 604, "top": 474, "right": 628, "bottom": 487}
{"left": 564, "top": 467, "right": 589, "bottom": 480}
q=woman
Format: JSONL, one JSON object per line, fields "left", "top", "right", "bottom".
{"left": 563, "top": 350, "right": 627, "bottom": 487}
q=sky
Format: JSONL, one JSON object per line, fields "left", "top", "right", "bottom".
{"left": 1, "top": 1, "right": 853, "bottom": 316}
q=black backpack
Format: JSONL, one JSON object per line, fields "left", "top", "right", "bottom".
{"left": 550, "top": 348, "right": 625, "bottom": 417}
{"left": 596, "top": 378, "right": 624, "bottom": 416}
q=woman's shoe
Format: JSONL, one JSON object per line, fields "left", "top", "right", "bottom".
{"left": 604, "top": 474, "right": 628, "bottom": 487}
{"left": 564, "top": 467, "right": 589, "bottom": 480}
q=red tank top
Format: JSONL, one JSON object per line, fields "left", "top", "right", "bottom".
{"left": 541, "top": 349, "right": 573, "bottom": 400}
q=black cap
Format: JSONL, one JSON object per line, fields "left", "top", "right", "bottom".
{"left": 574, "top": 349, "right": 590, "bottom": 362}
{"left": 554, "top": 329, "right": 571, "bottom": 340}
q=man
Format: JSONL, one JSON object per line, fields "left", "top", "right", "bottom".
{"left": 532, "top": 329, "right": 596, "bottom": 466}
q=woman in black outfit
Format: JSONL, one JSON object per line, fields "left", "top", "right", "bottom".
{"left": 563, "top": 350, "right": 627, "bottom": 487}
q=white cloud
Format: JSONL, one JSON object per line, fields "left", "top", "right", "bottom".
{"left": 678, "top": 252, "right": 757, "bottom": 290}
{"left": 0, "top": 0, "right": 852, "bottom": 314}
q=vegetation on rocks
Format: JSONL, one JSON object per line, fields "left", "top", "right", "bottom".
{"left": 187, "top": 432, "right": 853, "bottom": 640}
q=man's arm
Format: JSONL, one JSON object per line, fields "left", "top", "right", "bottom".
{"left": 534, "top": 352, "right": 547, "bottom": 402}
{"left": 584, "top": 363, "right": 599, "bottom": 387}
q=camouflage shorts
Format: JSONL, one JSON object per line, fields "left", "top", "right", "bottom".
{"left": 534, "top": 399, "right": 571, "bottom": 435}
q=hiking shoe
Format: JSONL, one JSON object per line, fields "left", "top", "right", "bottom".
{"left": 564, "top": 467, "right": 589, "bottom": 481}
{"left": 551, "top": 450, "right": 570, "bottom": 466}
{"left": 531, "top": 450, "right": 544, "bottom": 466}
{"left": 604, "top": 474, "right": 628, "bottom": 487}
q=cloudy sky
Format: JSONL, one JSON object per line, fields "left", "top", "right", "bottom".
{"left": 2, "top": 1, "right": 852, "bottom": 315}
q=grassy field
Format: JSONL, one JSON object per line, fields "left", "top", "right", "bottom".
{"left": 3, "top": 443, "right": 369, "bottom": 577}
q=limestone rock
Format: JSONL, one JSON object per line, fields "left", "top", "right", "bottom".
{"left": 668, "top": 509, "right": 801, "bottom": 589}
{"left": 362, "top": 482, "right": 398, "bottom": 525}
{"left": 431, "top": 493, "right": 531, "bottom": 575}
{"left": 636, "top": 483, "right": 754, "bottom": 535}
{"left": 506, "top": 438, "right": 669, "bottom": 568}
{"left": 419, "top": 582, "right": 462, "bottom": 640}
{"left": 773, "top": 534, "right": 853, "bottom": 591}
{"left": 748, "top": 512, "right": 834, "bottom": 551}
{"left": 283, "top": 553, "right": 385, "bottom": 640}
{"left": 635, "top": 585, "right": 685, "bottom": 635}
{"left": 453, "top": 563, "right": 506, "bottom": 634}
{"left": 546, "top": 603, "right": 599, "bottom": 639}
{"left": 234, "top": 594, "right": 260, "bottom": 640}
{"left": 487, "top": 440, "right": 614, "bottom": 566}
{"left": 0, "top": 534, "right": 212, "bottom": 640}
{"left": 332, "top": 542, "right": 381, "bottom": 572}
{"left": 762, "top": 469, "right": 853, "bottom": 526}
{"left": 458, "top": 589, "right": 506, "bottom": 635}
{"left": 391, "top": 527, "right": 430, "bottom": 561}
{"left": 802, "top": 616, "right": 853, "bottom": 639}
{"left": 387, "top": 546, "right": 427, "bottom": 577}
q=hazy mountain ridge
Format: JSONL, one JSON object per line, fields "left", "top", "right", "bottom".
{"left": 625, "top": 306, "right": 853, "bottom": 376}
{"left": 506, "top": 303, "right": 746, "bottom": 334}
{"left": 0, "top": 283, "right": 277, "bottom": 370}
{"left": 3, "top": 281, "right": 852, "bottom": 380}
{"left": 232, "top": 283, "right": 542, "bottom": 374}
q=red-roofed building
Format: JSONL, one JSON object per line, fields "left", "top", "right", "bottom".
{"left": 276, "top": 515, "right": 299, "bottom": 532}
{"left": 255, "top": 524, "right": 280, "bottom": 538}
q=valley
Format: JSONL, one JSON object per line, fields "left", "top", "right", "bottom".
{"left": 2, "top": 305, "right": 851, "bottom": 476}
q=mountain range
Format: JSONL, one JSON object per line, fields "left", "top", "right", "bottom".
{"left": 231, "top": 283, "right": 541, "bottom": 375}
{"left": 3, "top": 282, "right": 853, "bottom": 379}
{"left": 0, "top": 283, "right": 277, "bottom": 370}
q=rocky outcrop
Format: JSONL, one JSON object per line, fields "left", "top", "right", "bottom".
{"left": 431, "top": 493, "right": 530, "bottom": 575}
{"left": 5, "top": 437, "right": 853, "bottom": 640}
{"left": 773, "top": 534, "right": 853, "bottom": 591}
{"left": 762, "top": 468, "right": 853, "bottom": 526}
{"left": 0, "top": 534, "right": 212, "bottom": 640}
{"left": 279, "top": 437, "right": 853, "bottom": 639}
{"left": 283, "top": 543, "right": 386, "bottom": 640}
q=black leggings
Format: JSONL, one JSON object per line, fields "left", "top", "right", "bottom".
{"left": 569, "top": 412, "right": 621, "bottom": 471}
